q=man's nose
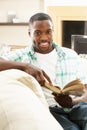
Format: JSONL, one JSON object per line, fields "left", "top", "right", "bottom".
{"left": 40, "top": 33, "right": 48, "bottom": 40}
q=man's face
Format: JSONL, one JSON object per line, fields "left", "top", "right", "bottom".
{"left": 29, "top": 20, "right": 54, "bottom": 54}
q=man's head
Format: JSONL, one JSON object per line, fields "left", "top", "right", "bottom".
{"left": 28, "top": 13, "right": 54, "bottom": 54}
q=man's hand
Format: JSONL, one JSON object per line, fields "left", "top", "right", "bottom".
{"left": 72, "top": 85, "right": 87, "bottom": 105}
{"left": 71, "top": 84, "right": 87, "bottom": 105}
{"left": 52, "top": 92, "right": 73, "bottom": 108}
{"left": 23, "top": 63, "right": 52, "bottom": 86}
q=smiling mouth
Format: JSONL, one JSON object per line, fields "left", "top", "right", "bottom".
{"left": 39, "top": 42, "right": 49, "bottom": 48}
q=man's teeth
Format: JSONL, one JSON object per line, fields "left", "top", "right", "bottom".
{"left": 40, "top": 42, "right": 48, "bottom": 46}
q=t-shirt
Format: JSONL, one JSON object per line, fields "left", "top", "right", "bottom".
{"left": 35, "top": 49, "right": 58, "bottom": 106}
{"left": 35, "top": 48, "right": 57, "bottom": 84}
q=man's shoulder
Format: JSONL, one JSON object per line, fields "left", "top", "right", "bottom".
{"left": 54, "top": 43, "right": 77, "bottom": 55}
{"left": 53, "top": 43, "right": 79, "bottom": 59}
{"left": 62, "top": 46, "right": 78, "bottom": 56}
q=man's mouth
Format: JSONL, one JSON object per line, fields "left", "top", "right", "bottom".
{"left": 39, "top": 42, "right": 49, "bottom": 48}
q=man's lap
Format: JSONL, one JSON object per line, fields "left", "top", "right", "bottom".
{"left": 49, "top": 102, "right": 87, "bottom": 130}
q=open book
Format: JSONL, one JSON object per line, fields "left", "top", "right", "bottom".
{"left": 44, "top": 79, "right": 85, "bottom": 95}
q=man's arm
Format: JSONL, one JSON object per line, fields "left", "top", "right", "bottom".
{"left": 72, "top": 84, "right": 87, "bottom": 105}
{"left": 0, "top": 57, "right": 26, "bottom": 71}
{"left": 0, "top": 57, "right": 52, "bottom": 86}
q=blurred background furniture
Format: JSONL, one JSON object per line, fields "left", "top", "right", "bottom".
{"left": 71, "top": 35, "right": 87, "bottom": 54}
{"left": 71, "top": 34, "right": 87, "bottom": 78}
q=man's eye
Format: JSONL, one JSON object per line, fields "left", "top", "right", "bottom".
{"left": 34, "top": 32, "right": 41, "bottom": 36}
{"left": 47, "top": 30, "right": 53, "bottom": 35}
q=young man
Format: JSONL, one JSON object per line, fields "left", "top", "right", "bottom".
{"left": 0, "top": 12, "right": 87, "bottom": 130}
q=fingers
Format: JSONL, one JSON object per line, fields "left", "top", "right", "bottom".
{"left": 35, "top": 74, "right": 45, "bottom": 86}
{"left": 42, "top": 70, "right": 52, "bottom": 84}
{"left": 52, "top": 92, "right": 58, "bottom": 96}
{"left": 27, "top": 65, "right": 52, "bottom": 86}
{"left": 34, "top": 70, "right": 52, "bottom": 86}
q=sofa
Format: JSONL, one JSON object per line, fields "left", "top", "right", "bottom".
{"left": 0, "top": 69, "right": 63, "bottom": 130}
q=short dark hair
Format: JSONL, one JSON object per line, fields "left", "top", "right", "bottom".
{"left": 29, "top": 12, "right": 53, "bottom": 27}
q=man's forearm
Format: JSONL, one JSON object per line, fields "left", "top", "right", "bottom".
{"left": 0, "top": 57, "right": 26, "bottom": 71}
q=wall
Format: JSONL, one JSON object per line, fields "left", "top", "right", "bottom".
{"left": 47, "top": 6, "right": 87, "bottom": 46}
{"left": 44, "top": 0, "right": 87, "bottom": 6}
{"left": 1, "top": 0, "right": 87, "bottom": 46}
{"left": 0, "top": 0, "right": 44, "bottom": 46}
{"left": 44, "top": 0, "right": 87, "bottom": 46}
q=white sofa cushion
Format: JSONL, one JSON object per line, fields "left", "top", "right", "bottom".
{"left": 0, "top": 69, "right": 63, "bottom": 130}
{"left": 0, "top": 69, "right": 48, "bottom": 107}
